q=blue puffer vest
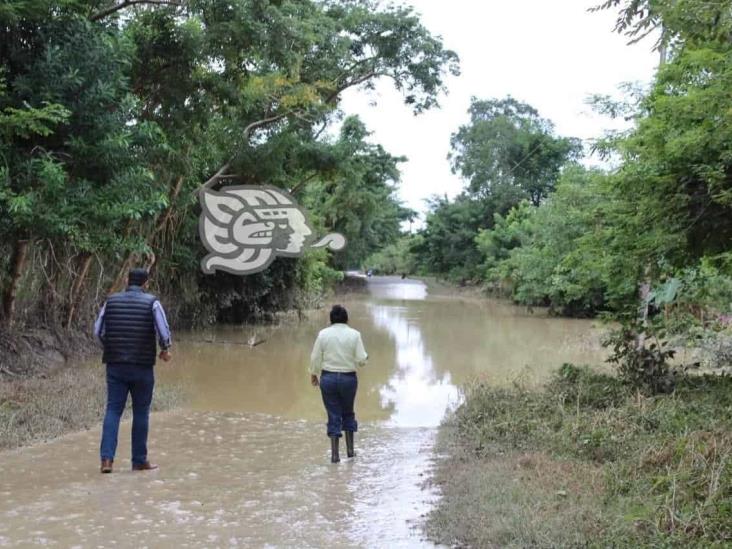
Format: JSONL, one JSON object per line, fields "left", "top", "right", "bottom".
{"left": 102, "top": 286, "right": 158, "bottom": 366}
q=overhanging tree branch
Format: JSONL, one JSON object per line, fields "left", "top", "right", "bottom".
{"left": 198, "top": 71, "right": 381, "bottom": 195}
{"left": 199, "top": 161, "right": 231, "bottom": 193}
{"left": 289, "top": 172, "right": 319, "bottom": 195}
{"left": 196, "top": 111, "right": 290, "bottom": 194}
{"left": 327, "top": 71, "right": 378, "bottom": 104}
{"left": 90, "top": 0, "right": 182, "bottom": 21}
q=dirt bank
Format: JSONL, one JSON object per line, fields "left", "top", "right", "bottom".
{"left": 0, "top": 362, "right": 186, "bottom": 451}
{"left": 0, "top": 327, "right": 95, "bottom": 378}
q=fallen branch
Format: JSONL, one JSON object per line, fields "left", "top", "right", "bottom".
{"left": 2, "top": 239, "right": 30, "bottom": 325}
{"left": 184, "top": 337, "right": 266, "bottom": 348}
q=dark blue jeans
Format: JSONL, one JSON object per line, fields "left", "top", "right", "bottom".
{"left": 100, "top": 363, "right": 154, "bottom": 465}
{"left": 319, "top": 371, "right": 358, "bottom": 438}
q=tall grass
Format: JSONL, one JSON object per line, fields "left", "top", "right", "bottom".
{"left": 427, "top": 365, "right": 732, "bottom": 547}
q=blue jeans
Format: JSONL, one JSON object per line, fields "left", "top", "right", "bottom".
{"left": 100, "top": 363, "right": 154, "bottom": 465}
{"left": 319, "top": 371, "right": 358, "bottom": 437}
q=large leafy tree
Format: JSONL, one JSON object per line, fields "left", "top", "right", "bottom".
{"left": 603, "top": 2, "right": 732, "bottom": 354}
{"left": 449, "top": 97, "right": 581, "bottom": 208}
{"left": 586, "top": 0, "right": 732, "bottom": 292}
{"left": 413, "top": 97, "right": 579, "bottom": 282}
{"left": 0, "top": 12, "right": 168, "bottom": 324}
{"left": 616, "top": 47, "right": 732, "bottom": 261}
{"left": 302, "top": 117, "right": 415, "bottom": 269}
{"left": 412, "top": 193, "right": 489, "bottom": 282}
{"left": 0, "top": 0, "right": 459, "bottom": 328}
{"left": 478, "top": 0, "right": 732, "bottom": 319}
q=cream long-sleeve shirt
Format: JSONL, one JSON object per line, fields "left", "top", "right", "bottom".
{"left": 309, "top": 323, "right": 368, "bottom": 375}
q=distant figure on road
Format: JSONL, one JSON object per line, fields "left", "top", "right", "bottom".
{"left": 94, "top": 268, "right": 172, "bottom": 474}
{"left": 309, "top": 304, "right": 368, "bottom": 463}
{"left": 366, "top": 269, "right": 373, "bottom": 278}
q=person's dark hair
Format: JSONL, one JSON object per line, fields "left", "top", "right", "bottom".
{"left": 128, "top": 268, "right": 149, "bottom": 287}
{"left": 330, "top": 304, "right": 348, "bottom": 324}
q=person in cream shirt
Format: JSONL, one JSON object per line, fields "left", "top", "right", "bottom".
{"left": 309, "top": 304, "right": 368, "bottom": 463}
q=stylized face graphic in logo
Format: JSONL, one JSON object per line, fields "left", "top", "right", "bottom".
{"left": 199, "top": 185, "right": 345, "bottom": 275}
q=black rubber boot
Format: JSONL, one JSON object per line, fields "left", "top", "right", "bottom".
{"left": 345, "top": 431, "right": 355, "bottom": 458}
{"left": 330, "top": 436, "right": 340, "bottom": 463}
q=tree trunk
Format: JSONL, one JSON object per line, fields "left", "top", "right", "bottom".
{"left": 65, "top": 252, "right": 93, "bottom": 329}
{"left": 658, "top": 24, "right": 667, "bottom": 66}
{"left": 149, "top": 175, "right": 184, "bottom": 275}
{"left": 152, "top": 176, "right": 184, "bottom": 240}
{"left": 2, "top": 239, "right": 30, "bottom": 325}
{"left": 107, "top": 219, "right": 137, "bottom": 295}
{"left": 108, "top": 175, "right": 185, "bottom": 291}
{"left": 636, "top": 265, "right": 652, "bottom": 350}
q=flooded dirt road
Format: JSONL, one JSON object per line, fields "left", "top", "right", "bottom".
{"left": 0, "top": 277, "right": 607, "bottom": 547}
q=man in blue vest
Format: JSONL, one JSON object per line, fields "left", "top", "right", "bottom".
{"left": 94, "top": 268, "right": 172, "bottom": 473}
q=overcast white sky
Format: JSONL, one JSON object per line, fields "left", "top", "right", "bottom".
{"left": 338, "top": 0, "right": 659, "bottom": 220}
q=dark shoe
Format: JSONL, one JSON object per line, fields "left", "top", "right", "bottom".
{"left": 132, "top": 461, "right": 159, "bottom": 471}
{"left": 345, "top": 431, "right": 355, "bottom": 458}
{"left": 100, "top": 459, "right": 113, "bottom": 474}
{"left": 330, "top": 436, "right": 340, "bottom": 463}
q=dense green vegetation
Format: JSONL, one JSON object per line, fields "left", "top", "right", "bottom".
{"left": 408, "top": 0, "right": 732, "bottom": 336}
{"left": 408, "top": 97, "right": 581, "bottom": 282}
{"left": 428, "top": 366, "right": 732, "bottom": 547}
{"left": 426, "top": 3, "right": 732, "bottom": 547}
{"left": 0, "top": 0, "right": 456, "bottom": 333}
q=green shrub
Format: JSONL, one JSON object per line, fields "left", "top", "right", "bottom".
{"left": 604, "top": 322, "right": 677, "bottom": 394}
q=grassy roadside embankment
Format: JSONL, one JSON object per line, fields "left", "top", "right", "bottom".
{"left": 0, "top": 363, "right": 186, "bottom": 451}
{"left": 427, "top": 364, "right": 732, "bottom": 548}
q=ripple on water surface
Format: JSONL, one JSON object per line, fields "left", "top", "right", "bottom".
{"left": 0, "top": 412, "right": 439, "bottom": 548}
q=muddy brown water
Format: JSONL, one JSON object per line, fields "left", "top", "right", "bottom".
{"left": 0, "top": 277, "right": 607, "bottom": 548}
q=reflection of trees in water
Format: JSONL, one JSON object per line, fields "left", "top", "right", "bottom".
{"left": 173, "top": 292, "right": 604, "bottom": 420}
{"left": 415, "top": 299, "right": 606, "bottom": 385}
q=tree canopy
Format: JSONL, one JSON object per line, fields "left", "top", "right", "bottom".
{"left": 450, "top": 97, "right": 581, "bottom": 207}
{"left": 411, "top": 0, "right": 732, "bottom": 329}
{"left": 0, "top": 0, "right": 458, "bottom": 327}
{"left": 412, "top": 96, "right": 580, "bottom": 283}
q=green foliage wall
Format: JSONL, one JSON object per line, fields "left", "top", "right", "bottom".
{"left": 412, "top": 1, "right": 732, "bottom": 328}
{"left": 413, "top": 97, "right": 579, "bottom": 284}
{"left": 0, "top": 0, "right": 457, "bottom": 328}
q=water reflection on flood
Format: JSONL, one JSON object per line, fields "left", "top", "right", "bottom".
{"left": 166, "top": 276, "right": 607, "bottom": 428}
